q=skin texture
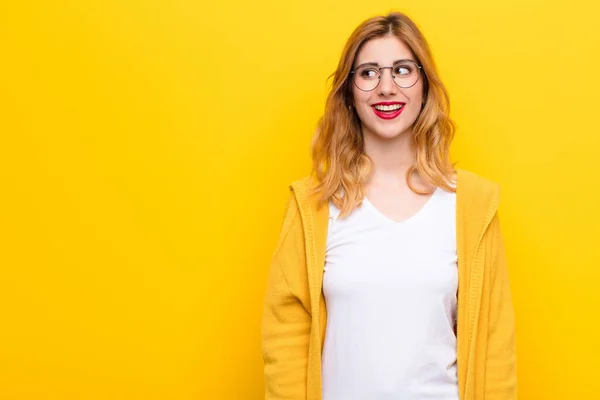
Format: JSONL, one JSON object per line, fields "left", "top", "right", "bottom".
{"left": 352, "top": 34, "right": 435, "bottom": 223}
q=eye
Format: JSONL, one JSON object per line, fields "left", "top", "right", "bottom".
{"left": 394, "top": 65, "right": 412, "bottom": 75}
{"left": 358, "top": 68, "right": 379, "bottom": 79}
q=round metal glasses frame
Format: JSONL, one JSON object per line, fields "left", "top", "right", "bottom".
{"left": 349, "top": 62, "right": 423, "bottom": 91}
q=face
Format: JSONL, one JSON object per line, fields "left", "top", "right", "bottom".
{"left": 351, "top": 35, "right": 424, "bottom": 140}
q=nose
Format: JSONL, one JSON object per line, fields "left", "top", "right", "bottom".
{"left": 377, "top": 67, "right": 396, "bottom": 96}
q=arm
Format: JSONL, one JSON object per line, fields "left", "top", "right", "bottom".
{"left": 261, "top": 194, "right": 311, "bottom": 400}
{"left": 485, "top": 212, "right": 518, "bottom": 399}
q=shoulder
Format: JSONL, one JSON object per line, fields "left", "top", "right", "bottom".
{"left": 276, "top": 174, "right": 320, "bottom": 239}
{"left": 272, "top": 187, "right": 302, "bottom": 257}
{"left": 289, "top": 175, "right": 313, "bottom": 192}
{"left": 292, "top": 171, "right": 500, "bottom": 199}
{"left": 289, "top": 174, "right": 325, "bottom": 210}
{"left": 456, "top": 167, "right": 501, "bottom": 202}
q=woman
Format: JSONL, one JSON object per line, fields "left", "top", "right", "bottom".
{"left": 262, "top": 12, "right": 517, "bottom": 400}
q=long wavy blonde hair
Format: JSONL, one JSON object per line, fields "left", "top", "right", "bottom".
{"left": 309, "top": 12, "right": 457, "bottom": 218}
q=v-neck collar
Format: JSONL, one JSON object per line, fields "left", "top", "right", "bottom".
{"left": 362, "top": 186, "right": 442, "bottom": 227}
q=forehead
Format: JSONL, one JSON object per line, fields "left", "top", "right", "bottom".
{"left": 354, "top": 35, "right": 415, "bottom": 66}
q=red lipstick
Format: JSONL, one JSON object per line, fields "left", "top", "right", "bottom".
{"left": 371, "top": 102, "right": 405, "bottom": 120}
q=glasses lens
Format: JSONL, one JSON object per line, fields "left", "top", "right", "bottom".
{"left": 353, "top": 66, "right": 380, "bottom": 91}
{"left": 392, "top": 61, "right": 420, "bottom": 88}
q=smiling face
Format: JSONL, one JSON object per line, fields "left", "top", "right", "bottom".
{"left": 351, "top": 35, "right": 424, "bottom": 141}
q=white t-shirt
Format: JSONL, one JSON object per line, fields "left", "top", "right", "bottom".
{"left": 322, "top": 187, "right": 459, "bottom": 400}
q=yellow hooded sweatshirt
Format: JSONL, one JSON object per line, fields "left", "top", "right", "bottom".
{"left": 262, "top": 168, "right": 517, "bottom": 400}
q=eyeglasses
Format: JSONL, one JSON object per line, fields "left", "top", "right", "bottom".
{"left": 350, "top": 61, "right": 422, "bottom": 91}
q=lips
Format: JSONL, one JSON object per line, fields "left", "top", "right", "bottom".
{"left": 371, "top": 102, "right": 406, "bottom": 120}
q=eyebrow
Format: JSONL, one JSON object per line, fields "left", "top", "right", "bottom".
{"left": 355, "top": 59, "right": 416, "bottom": 69}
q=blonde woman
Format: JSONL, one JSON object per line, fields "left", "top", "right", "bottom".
{"left": 262, "top": 12, "right": 517, "bottom": 400}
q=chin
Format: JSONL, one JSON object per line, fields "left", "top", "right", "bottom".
{"left": 368, "top": 123, "right": 412, "bottom": 140}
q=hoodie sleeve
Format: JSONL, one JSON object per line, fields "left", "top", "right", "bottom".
{"left": 261, "top": 193, "right": 312, "bottom": 400}
{"left": 484, "top": 211, "right": 518, "bottom": 399}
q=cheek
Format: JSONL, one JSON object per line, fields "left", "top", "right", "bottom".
{"left": 354, "top": 99, "right": 373, "bottom": 122}
{"left": 351, "top": 83, "right": 371, "bottom": 105}
{"left": 413, "top": 82, "right": 425, "bottom": 104}
{"left": 352, "top": 90, "right": 371, "bottom": 114}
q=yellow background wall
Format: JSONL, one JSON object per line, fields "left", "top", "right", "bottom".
{"left": 1, "top": 0, "right": 599, "bottom": 398}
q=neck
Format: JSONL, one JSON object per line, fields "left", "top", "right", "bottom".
{"left": 363, "top": 127, "right": 415, "bottom": 186}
